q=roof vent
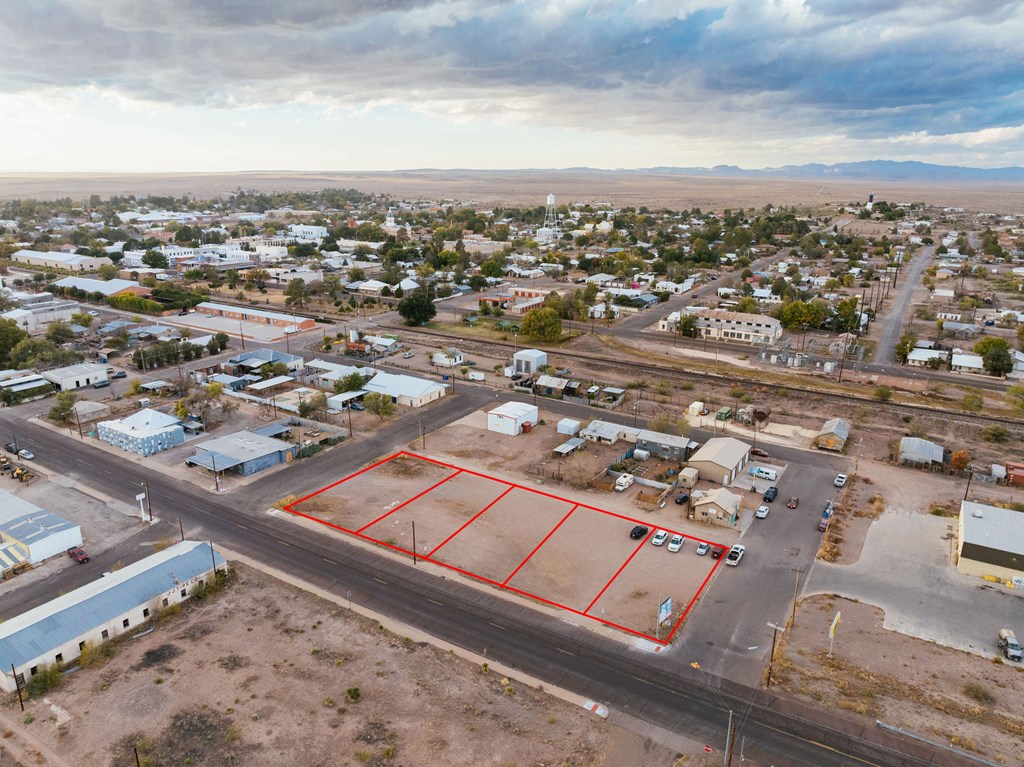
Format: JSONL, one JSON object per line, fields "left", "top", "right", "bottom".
{"left": 972, "top": 510, "right": 983, "bottom": 518}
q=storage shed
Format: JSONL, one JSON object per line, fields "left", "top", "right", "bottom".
{"left": 487, "top": 402, "right": 538, "bottom": 436}
{"left": 556, "top": 418, "right": 581, "bottom": 436}
{"left": 815, "top": 418, "right": 851, "bottom": 452}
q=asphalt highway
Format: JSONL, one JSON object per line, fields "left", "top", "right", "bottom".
{"left": 0, "top": 406, "right": 960, "bottom": 767}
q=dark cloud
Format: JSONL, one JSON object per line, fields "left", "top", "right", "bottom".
{"left": 0, "top": 0, "right": 1020, "bottom": 153}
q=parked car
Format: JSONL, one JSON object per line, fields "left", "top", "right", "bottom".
{"left": 999, "top": 629, "right": 1023, "bottom": 662}
{"left": 402, "top": 351, "right": 415, "bottom": 359}
{"left": 87, "top": 310, "right": 99, "bottom": 316}
{"left": 350, "top": 402, "right": 365, "bottom": 411}
{"left": 112, "top": 370, "right": 127, "bottom": 379}
{"left": 93, "top": 380, "right": 111, "bottom": 389}
{"left": 629, "top": 525, "right": 649, "bottom": 540}
{"left": 695, "top": 541, "right": 710, "bottom": 556}
{"left": 763, "top": 486, "right": 779, "bottom": 502}
{"left": 651, "top": 529, "right": 669, "bottom": 547}
{"left": 787, "top": 497, "right": 799, "bottom": 509}
{"left": 711, "top": 546, "right": 725, "bottom": 559}
{"left": 17, "top": 449, "right": 34, "bottom": 460}
{"left": 823, "top": 500, "right": 835, "bottom": 517}
{"left": 751, "top": 447, "right": 769, "bottom": 458}
{"left": 755, "top": 505, "right": 770, "bottom": 519}
{"left": 834, "top": 473, "right": 848, "bottom": 487}
{"left": 67, "top": 546, "right": 89, "bottom": 563}
{"left": 667, "top": 534, "right": 684, "bottom": 552}
{"left": 725, "top": 544, "right": 745, "bottom": 566}
{"left": 3, "top": 442, "right": 17, "bottom": 455}
{"left": 817, "top": 518, "right": 829, "bottom": 532}
{"left": 674, "top": 493, "right": 690, "bottom": 505}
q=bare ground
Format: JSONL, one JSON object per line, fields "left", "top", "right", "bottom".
{"left": 775, "top": 595, "right": 1024, "bottom": 765}
{"left": 6, "top": 565, "right": 658, "bottom": 767}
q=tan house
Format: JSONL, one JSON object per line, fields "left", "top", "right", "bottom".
{"left": 693, "top": 488, "right": 743, "bottom": 528}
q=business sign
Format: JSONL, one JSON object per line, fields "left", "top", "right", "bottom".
{"left": 829, "top": 611, "right": 841, "bottom": 638}
{"left": 658, "top": 596, "right": 673, "bottom": 625}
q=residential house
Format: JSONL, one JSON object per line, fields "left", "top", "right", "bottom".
{"left": 693, "top": 488, "right": 743, "bottom": 529}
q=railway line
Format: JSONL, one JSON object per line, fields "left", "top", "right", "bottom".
{"left": 381, "top": 323, "right": 1024, "bottom": 434}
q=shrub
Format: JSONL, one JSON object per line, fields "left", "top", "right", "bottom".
{"left": 981, "top": 424, "right": 1009, "bottom": 443}
{"left": 874, "top": 386, "right": 892, "bottom": 402}
{"left": 963, "top": 682, "right": 995, "bottom": 705}
{"left": 25, "top": 664, "right": 61, "bottom": 696}
{"left": 346, "top": 687, "right": 361, "bottom": 703}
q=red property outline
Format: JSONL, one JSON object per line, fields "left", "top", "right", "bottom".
{"left": 285, "top": 450, "right": 725, "bottom": 644}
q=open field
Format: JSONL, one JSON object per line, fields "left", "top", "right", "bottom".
{"left": 7, "top": 565, "right": 667, "bottom": 767}
{"left": 2, "top": 170, "right": 1023, "bottom": 210}
{"left": 286, "top": 452, "right": 724, "bottom": 642}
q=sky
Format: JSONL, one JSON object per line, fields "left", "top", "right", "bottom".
{"left": 1, "top": 0, "right": 1022, "bottom": 172}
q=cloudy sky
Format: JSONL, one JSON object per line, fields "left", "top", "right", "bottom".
{"left": 2, "top": 0, "right": 1022, "bottom": 172}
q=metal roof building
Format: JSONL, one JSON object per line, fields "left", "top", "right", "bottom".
{"left": 0, "top": 490, "right": 82, "bottom": 568}
{"left": 958, "top": 501, "right": 1024, "bottom": 582}
{"left": 899, "top": 437, "right": 944, "bottom": 466}
{"left": 0, "top": 541, "right": 225, "bottom": 692}
{"left": 186, "top": 430, "right": 297, "bottom": 476}
{"left": 687, "top": 437, "right": 751, "bottom": 486}
{"left": 97, "top": 408, "right": 185, "bottom": 457}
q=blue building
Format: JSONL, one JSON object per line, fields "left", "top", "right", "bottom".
{"left": 97, "top": 408, "right": 185, "bottom": 456}
{"left": 185, "top": 429, "right": 297, "bottom": 477}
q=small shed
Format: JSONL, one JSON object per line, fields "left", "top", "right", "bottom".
{"left": 553, "top": 437, "right": 585, "bottom": 457}
{"left": 899, "top": 437, "right": 944, "bottom": 466}
{"left": 514, "top": 349, "right": 547, "bottom": 375}
{"left": 815, "top": 418, "right": 851, "bottom": 452}
{"left": 687, "top": 401, "right": 705, "bottom": 417}
{"left": 677, "top": 467, "right": 699, "bottom": 490}
{"left": 556, "top": 418, "right": 581, "bottom": 436}
{"left": 487, "top": 402, "right": 538, "bottom": 436}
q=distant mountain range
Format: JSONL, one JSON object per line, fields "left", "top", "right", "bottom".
{"left": 632, "top": 160, "right": 1024, "bottom": 182}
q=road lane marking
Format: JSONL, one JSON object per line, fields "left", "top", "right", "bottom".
{"left": 373, "top": 577, "right": 388, "bottom": 585}
{"left": 488, "top": 621, "right": 505, "bottom": 630}
{"left": 427, "top": 598, "right": 444, "bottom": 606}
{"left": 557, "top": 647, "right": 575, "bottom": 656}
{"left": 276, "top": 539, "right": 291, "bottom": 547}
{"left": 235, "top": 523, "right": 249, "bottom": 529}
{"left": 321, "top": 557, "right": 337, "bottom": 565}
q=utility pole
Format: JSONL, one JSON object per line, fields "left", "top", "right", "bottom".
{"left": 140, "top": 480, "right": 153, "bottom": 522}
{"left": 11, "top": 663, "right": 24, "bottom": 711}
{"left": 179, "top": 517, "right": 185, "bottom": 542}
{"left": 723, "top": 709, "right": 733, "bottom": 767}
{"left": 347, "top": 405, "right": 353, "bottom": 438}
{"left": 790, "top": 567, "right": 805, "bottom": 627}
{"left": 412, "top": 521, "right": 417, "bottom": 565}
{"left": 419, "top": 420, "right": 425, "bottom": 450}
{"left": 854, "top": 438, "right": 863, "bottom": 474}
{"left": 766, "top": 621, "right": 786, "bottom": 688}
{"left": 963, "top": 467, "right": 974, "bottom": 501}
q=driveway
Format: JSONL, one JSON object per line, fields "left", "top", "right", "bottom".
{"left": 805, "top": 506, "right": 1023, "bottom": 657}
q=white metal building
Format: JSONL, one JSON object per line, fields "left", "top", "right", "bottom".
{"left": 40, "top": 362, "right": 108, "bottom": 391}
{"left": 0, "top": 490, "right": 82, "bottom": 568}
{"left": 0, "top": 541, "right": 226, "bottom": 692}
{"left": 362, "top": 372, "right": 446, "bottom": 408}
{"left": 687, "top": 437, "right": 751, "bottom": 485}
{"left": 487, "top": 402, "right": 538, "bottom": 436}
{"left": 514, "top": 349, "right": 547, "bottom": 375}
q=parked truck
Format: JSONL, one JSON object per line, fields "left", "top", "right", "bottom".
{"left": 999, "top": 629, "right": 1022, "bottom": 662}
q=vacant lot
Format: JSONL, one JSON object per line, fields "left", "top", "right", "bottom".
{"left": 775, "top": 595, "right": 1024, "bottom": 765}
{"left": 10, "top": 565, "right": 638, "bottom": 767}
{"left": 288, "top": 452, "right": 724, "bottom": 642}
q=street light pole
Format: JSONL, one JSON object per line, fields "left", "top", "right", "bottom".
{"left": 140, "top": 480, "right": 153, "bottom": 522}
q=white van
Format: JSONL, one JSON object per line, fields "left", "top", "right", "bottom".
{"left": 750, "top": 466, "right": 778, "bottom": 481}
{"left": 614, "top": 473, "right": 635, "bottom": 492}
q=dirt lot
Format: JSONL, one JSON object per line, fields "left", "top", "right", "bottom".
{"left": 5, "top": 565, "right": 690, "bottom": 767}
{"left": 774, "top": 594, "right": 1024, "bottom": 765}
{"left": 289, "top": 449, "right": 722, "bottom": 640}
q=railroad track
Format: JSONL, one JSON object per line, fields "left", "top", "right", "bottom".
{"left": 381, "top": 323, "right": 1024, "bottom": 433}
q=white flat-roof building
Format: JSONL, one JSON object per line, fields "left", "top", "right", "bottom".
{"left": 97, "top": 408, "right": 185, "bottom": 456}
{"left": 41, "top": 362, "right": 108, "bottom": 391}
{"left": 660, "top": 309, "right": 782, "bottom": 345}
{"left": 958, "top": 501, "right": 1024, "bottom": 582}
{"left": 0, "top": 541, "right": 225, "bottom": 692}
{"left": 514, "top": 349, "right": 547, "bottom": 375}
{"left": 487, "top": 402, "right": 538, "bottom": 436}
{"left": 1, "top": 300, "right": 80, "bottom": 334}
{"left": 0, "top": 490, "right": 82, "bottom": 568}
{"left": 52, "top": 276, "right": 140, "bottom": 296}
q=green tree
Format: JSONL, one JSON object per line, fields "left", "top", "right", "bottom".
{"left": 45, "top": 320, "right": 75, "bottom": 345}
{"left": 70, "top": 312, "right": 94, "bottom": 328}
{"left": 363, "top": 392, "right": 396, "bottom": 421}
{"left": 521, "top": 307, "right": 562, "bottom": 342}
{"left": 974, "top": 337, "right": 1010, "bottom": 358}
{"left": 397, "top": 290, "right": 437, "bottom": 325}
{"left": 677, "top": 314, "right": 699, "bottom": 338}
{"left": 142, "top": 250, "right": 169, "bottom": 269}
{"left": 214, "top": 332, "right": 229, "bottom": 351}
{"left": 983, "top": 346, "right": 1013, "bottom": 377}
{"left": 284, "top": 278, "right": 309, "bottom": 309}
{"left": 0, "top": 318, "right": 29, "bottom": 363}
{"left": 874, "top": 385, "right": 893, "bottom": 402}
{"left": 894, "top": 331, "right": 917, "bottom": 363}
{"left": 735, "top": 296, "right": 759, "bottom": 314}
{"left": 47, "top": 390, "right": 78, "bottom": 423}
{"left": 96, "top": 263, "right": 119, "bottom": 280}
{"left": 332, "top": 371, "right": 366, "bottom": 393}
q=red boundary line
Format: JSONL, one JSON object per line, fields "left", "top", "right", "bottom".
{"left": 583, "top": 529, "right": 653, "bottom": 614}
{"left": 287, "top": 451, "right": 726, "bottom": 645}
{"left": 427, "top": 485, "right": 515, "bottom": 557}
{"left": 287, "top": 451, "right": 403, "bottom": 507}
{"left": 355, "top": 468, "right": 463, "bottom": 533}
{"left": 501, "top": 503, "right": 578, "bottom": 586}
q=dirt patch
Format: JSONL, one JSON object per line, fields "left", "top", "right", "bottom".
{"left": 14, "top": 565, "right": 634, "bottom": 767}
{"left": 775, "top": 595, "right": 1024, "bottom": 763}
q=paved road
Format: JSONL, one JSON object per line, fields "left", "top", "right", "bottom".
{"left": 0, "top": 407, "right": 954, "bottom": 766}
{"left": 874, "top": 246, "right": 934, "bottom": 366}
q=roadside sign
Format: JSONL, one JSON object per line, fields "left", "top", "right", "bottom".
{"left": 704, "top": 745, "right": 713, "bottom": 753}
{"left": 658, "top": 596, "right": 673, "bottom": 625}
{"left": 135, "top": 493, "right": 146, "bottom": 501}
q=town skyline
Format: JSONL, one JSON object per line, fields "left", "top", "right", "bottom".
{"left": 2, "top": 1, "right": 1022, "bottom": 173}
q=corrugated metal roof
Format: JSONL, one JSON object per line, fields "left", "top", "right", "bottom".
{"left": 689, "top": 437, "right": 750, "bottom": 469}
{"left": 961, "top": 502, "right": 1024, "bottom": 556}
{"left": 818, "top": 418, "right": 851, "bottom": 440}
{"left": 0, "top": 541, "right": 225, "bottom": 668}
{"left": 899, "top": 437, "right": 944, "bottom": 464}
